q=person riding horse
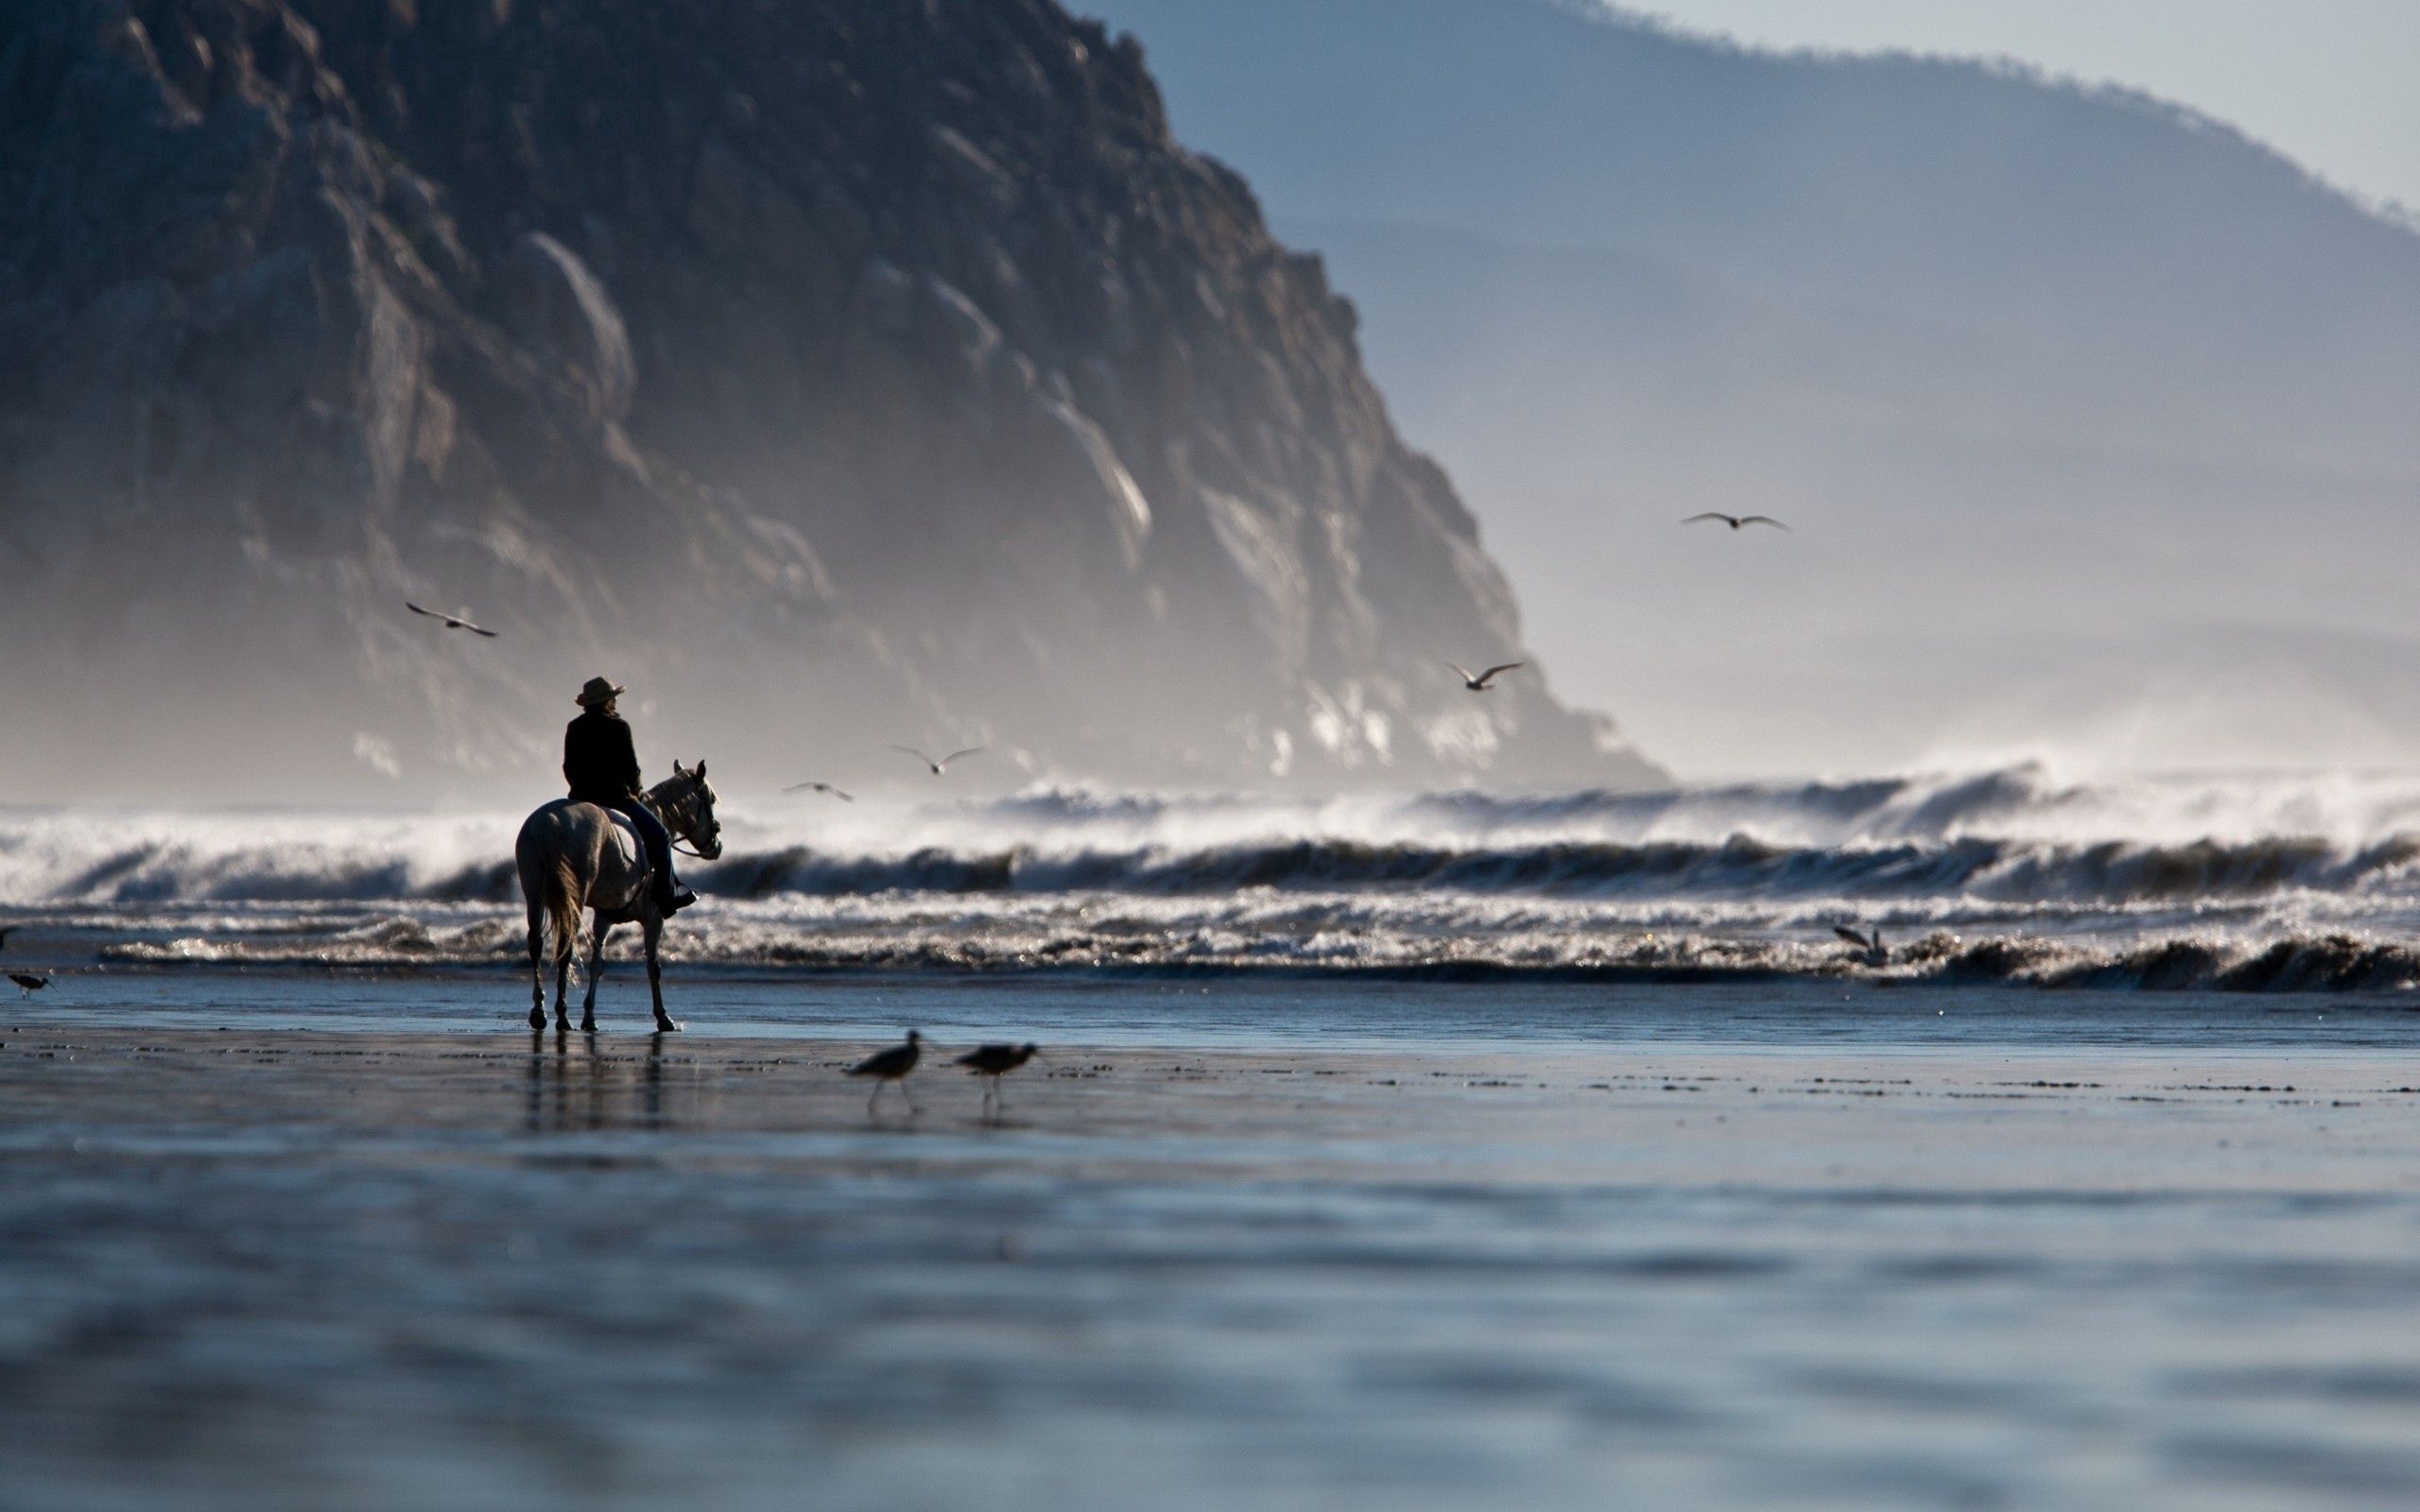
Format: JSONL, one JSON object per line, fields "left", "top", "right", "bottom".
{"left": 564, "top": 677, "right": 697, "bottom": 916}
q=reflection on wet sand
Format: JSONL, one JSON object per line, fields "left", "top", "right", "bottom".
{"left": 9, "top": 1022, "right": 2420, "bottom": 1510}
{"left": 523, "top": 1031, "right": 680, "bottom": 1134}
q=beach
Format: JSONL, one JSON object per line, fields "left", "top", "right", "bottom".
{"left": 8, "top": 977, "right": 2420, "bottom": 1510}
{"left": 11, "top": 1, "right": 2418, "bottom": 1506}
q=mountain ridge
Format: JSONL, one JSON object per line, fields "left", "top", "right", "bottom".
{"left": 0, "top": 0, "right": 1659, "bottom": 801}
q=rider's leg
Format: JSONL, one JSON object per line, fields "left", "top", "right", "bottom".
{"left": 616, "top": 799, "right": 688, "bottom": 913}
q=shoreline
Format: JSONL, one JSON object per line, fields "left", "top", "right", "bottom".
{"left": 10, "top": 1017, "right": 2420, "bottom": 1506}
{"left": 9, "top": 1024, "right": 2419, "bottom": 1188}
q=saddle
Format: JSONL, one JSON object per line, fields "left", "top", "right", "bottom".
{"left": 576, "top": 802, "right": 652, "bottom": 915}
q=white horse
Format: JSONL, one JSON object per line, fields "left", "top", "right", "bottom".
{"left": 515, "top": 762, "right": 724, "bottom": 1033}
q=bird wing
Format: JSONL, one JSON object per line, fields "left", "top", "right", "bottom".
{"left": 889, "top": 745, "right": 932, "bottom": 765}
{"left": 1680, "top": 513, "right": 1732, "bottom": 526}
{"left": 465, "top": 622, "right": 499, "bottom": 638}
{"left": 1832, "top": 926, "right": 1873, "bottom": 950}
{"left": 1445, "top": 662, "right": 1475, "bottom": 682}
{"left": 939, "top": 747, "right": 987, "bottom": 767}
{"left": 1478, "top": 662, "right": 1525, "bottom": 684}
{"left": 406, "top": 601, "right": 441, "bottom": 619}
{"left": 1739, "top": 516, "right": 1791, "bottom": 530}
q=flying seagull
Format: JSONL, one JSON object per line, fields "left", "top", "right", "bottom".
{"left": 406, "top": 601, "right": 500, "bottom": 637}
{"left": 1447, "top": 662, "right": 1524, "bottom": 692}
{"left": 1832, "top": 925, "right": 1888, "bottom": 967}
{"left": 847, "top": 1029, "right": 922, "bottom": 1114}
{"left": 1683, "top": 513, "right": 1789, "bottom": 532}
{"left": 956, "top": 1042, "right": 1039, "bottom": 1114}
{"left": 891, "top": 745, "right": 986, "bottom": 776}
{"left": 9, "top": 972, "right": 46, "bottom": 996}
{"left": 783, "top": 782, "right": 856, "bottom": 801}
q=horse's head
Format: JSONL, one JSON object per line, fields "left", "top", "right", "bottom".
{"left": 664, "top": 760, "right": 724, "bottom": 860}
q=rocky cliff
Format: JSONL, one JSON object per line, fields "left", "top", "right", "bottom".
{"left": 0, "top": 0, "right": 1657, "bottom": 800}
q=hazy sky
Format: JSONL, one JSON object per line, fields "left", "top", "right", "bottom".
{"left": 1082, "top": 0, "right": 2420, "bottom": 782}
{"left": 1621, "top": 1, "right": 2420, "bottom": 215}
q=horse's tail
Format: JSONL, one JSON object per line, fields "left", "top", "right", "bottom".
{"left": 546, "top": 856, "right": 582, "bottom": 966}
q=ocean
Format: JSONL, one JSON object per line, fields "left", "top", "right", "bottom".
{"left": 9, "top": 768, "right": 2420, "bottom": 1508}
{"left": 11, "top": 762, "right": 2420, "bottom": 995}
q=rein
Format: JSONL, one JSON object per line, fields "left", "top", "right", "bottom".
{"left": 639, "top": 775, "right": 718, "bottom": 860}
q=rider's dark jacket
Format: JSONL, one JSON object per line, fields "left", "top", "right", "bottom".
{"left": 563, "top": 710, "right": 642, "bottom": 806}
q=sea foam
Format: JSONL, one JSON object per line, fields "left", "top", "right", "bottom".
{"left": 16, "top": 765, "right": 2420, "bottom": 990}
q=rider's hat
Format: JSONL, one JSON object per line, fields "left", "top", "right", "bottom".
{"left": 576, "top": 677, "right": 626, "bottom": 708}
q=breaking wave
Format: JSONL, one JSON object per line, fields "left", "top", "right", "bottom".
{"left": 83, "top": 912, "right": 2420, "bottom": 995}
{"left": 15, "top": 764, "right": 2420, "bottom": 991}
{"left": 686, "top": 832, "right": 2420, "bottom": 905}
{"left": 8, "top": 825, "right": 2420, "bottom": 915}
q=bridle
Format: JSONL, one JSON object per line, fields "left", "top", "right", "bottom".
{"left": 641, "top": 769, "right": 723, "bottom": 861}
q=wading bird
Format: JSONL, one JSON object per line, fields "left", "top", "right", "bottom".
{"left": 1683, "top": 513, "right": 1789, "bottom": 532}
{"left": 956, "top": 1042, "right": 1038, "bottom": 1114}
{"left": 9, "top": 973, "right": 46, "bottom": 996}
{"left": 848, "top": 1029, "right": 922, "bottom": 1114}
{"left": 406, "top": 601, "right": 500, "bottom": 637}
{"left": 783, "top": 782, "right": 855, "bottom": 801}
{"left": 1447, "top": 662, "right": 1524, "bottom": 692}
{"left": 1832, "top": 925, "right": 1888, "bottom": 967}
{"left": 891, "top": 745, "right": 985, "bottom": 776}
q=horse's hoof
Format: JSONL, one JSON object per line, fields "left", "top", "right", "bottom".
{"left": 580, "top": 1022, "right": 598, "bottom": 1035}
{"left": 527, "top": 1012, "right": 546, "bottom": 1030}
{"left": 655, "top": 1019, "right": 684, "bottom": 1033}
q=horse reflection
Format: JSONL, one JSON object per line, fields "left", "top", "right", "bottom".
{"left": 523, "top": 1030, "right": 680, "bottom": 1133}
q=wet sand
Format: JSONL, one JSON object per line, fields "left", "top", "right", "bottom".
{"left": 8, "top": 1022, "right": 2420, "bottom": 1508}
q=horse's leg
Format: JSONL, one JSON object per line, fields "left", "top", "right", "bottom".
{"left": 581, "top": 923, "right": 613, "bottom": 1034}
{"left": 645, "top": 915, "right": 681, "bottom": 1033}
{"left": 526, "top": 900, "right": 547, "bottom": 1031}
{"left": 553, "top": 912, "right": 578, "bottom": 1033}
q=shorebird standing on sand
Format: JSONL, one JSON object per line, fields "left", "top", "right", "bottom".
{"left": 848, "top": 1030, "right": 922, "bottom": 1114}
{"left": 9, "top": 973, "right": 47, "bottom": 997}
{"left": 406, "top": 601, "right": 500, "bottom": 637}
{"left": 956, "top": 1042, "right": 1038, "bottom": 1114}
{"left": 891, "top": 746, "right": 985, "bottom": 776}
{"left": 1683, "top": 513, "right": 1789, "bottom": 532}
{"left": 1447, "top": 662, "right": 1524, "bottom": 692}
